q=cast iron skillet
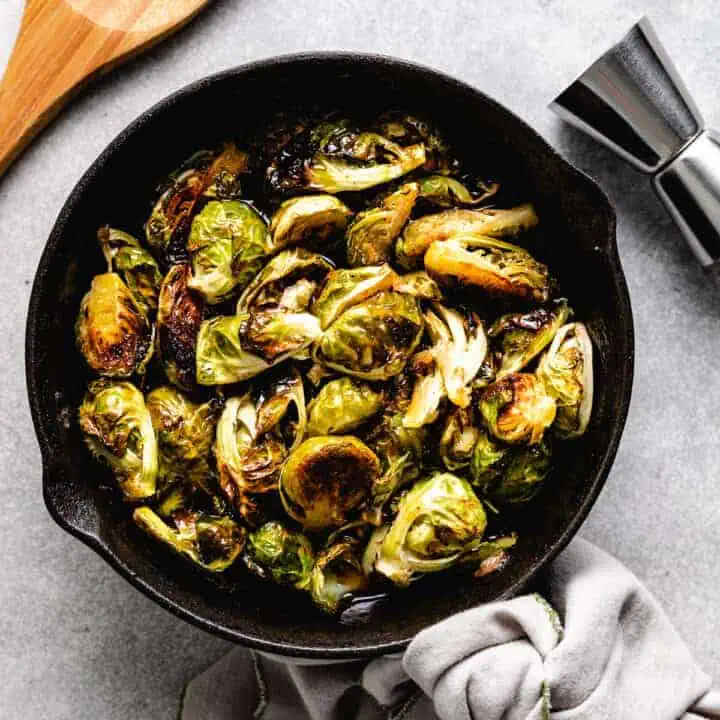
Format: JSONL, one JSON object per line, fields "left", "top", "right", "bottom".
{"left": 26, "top": 54, "right": 634, "bottom": 659}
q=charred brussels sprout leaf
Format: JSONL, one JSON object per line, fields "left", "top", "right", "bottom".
{"left": 98, "top": 227, "right": 162, "bottom": 315}
{"left": 245, "top": 521, "right": 314, "bottom": 588}
{"left": 470, "top": 429, "right": 510, "bottom": 491}
{"left": 76, "top": 272, "right": 154, "bottom": 377}
{"left": 269, "top": 195, "right": 352, "bottom": 253}
{"left": 418, "top": 175, "right": 499, "bottom": 208}
{"left": 425, "top": 235, "right": 551, "bottom": 302}
{"left": 346, "top": 183, "right": 418, "bottom": 266}
{"left": 215, "top": 372, "right": 306, "bottom": 522}
{"left": 403, "top": 350, "right": 444, "bottom": 429}
{"left": 313, "top": 291, "right": 424, "bottom": 380}
{"left": 241, "top": 310, "right": 322, "bottom": 363}
{"left": 146, "top": 386, "right": 217, "bottom": 494}
{"left": 366, "top": 473, "right": 487, "bottom": 587}
{"left": 490, "top": 300, "right": 571, "bottom": 379}
{"left": 279, "top": 436, "right": 380, "bottom": 531}
{"left": 79, "top": 380, "right": 157, "bottom": 499}
{"left": 133, "top": 507, "right": 244, "bottom": 572}
{"left": 156, "top": 263, "right": 204, "bottom": 391}
{"left": 537, "top": 322, "right": 594, "bottom": 439}
{"left": 195, "top": 315, "right": 269, "bottom": 385}
{"left": 237, "top": 248, "right": 334, "bottom": 314}
{"left": 479, "top": 373, "right": 556, "bottom": 445}
{"left": 310, "top": 539, "right": 369, "bottom": 614}
{"left": 311, "top": 264, "right": 397, "bottom": 330}
{"left": 439, "top": 407, "right": 481, "bottom": 471}
{"left": 187, "top": 200, "right": 268, "bottom": 304}
{"left": 391, "top": 271, "right": 443, "bottom": 301}
{"left": 306, "top": 377, "right": 383, "bottom": 436}
{"left": 397, "top": 204, "right": 539, "bottom": 269}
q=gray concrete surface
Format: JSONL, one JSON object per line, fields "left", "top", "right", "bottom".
{"left": 1, "top": 1, "right": 719, "bottom": 718}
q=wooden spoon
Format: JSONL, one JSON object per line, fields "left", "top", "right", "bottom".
{"left": 0, "top": 0, "right": 213, "bottom": 177}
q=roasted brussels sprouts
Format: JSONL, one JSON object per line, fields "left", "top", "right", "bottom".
{"left": 268, "top": 195, "right": 352, "bottom": 252}
{"left": 365, "top": 473, "right": 487, "bottom": 587}
{"left": 307, "top": 141, "right": 426, "bottom": 194}
{"left": 241, "top": 310, "right": 322, "bottom": 363}
{"left": 403, "top": 350, "right": 445, "bottom": 429}
{"left": 195, "top": 315, "right": 269, "bottom": 385}
{"left": 396, "top": 204, "right": 539, "bottom": 269}
{"left": 313, "top": 291, "right": 424, "bottom": 380}
{"left": 537, "top": 322, "right": 594, "bottom": 438}
{"left": 470, "top": 428, "right": 510, "bottom": 491}
{"left": 187, "top": 200, "right": 268, "bottom": 304}
{"left": 146, "top": 386, "right": 217, "bottom": 493}
{"left": 310, "top": 539, "right": 369, "bottom": 614}
{"left": 424, "top": 304, "right": 488, "bottom": 408}
{"left": 76, "top": 272, "right": 154, "bottom": 377}
{"left": 98, "top": 227, "right": 162, "bottom": 315}
{"left": 279, "top": 436, "right": 380, "bottom": 530}
{"left": 391, "top": 271, "right": 443, "bottom": 301}
{"left": 133, "top": 507, "right": 244, "bottom": 572}
{"left": 425, "top": 235, "right": 551, "bottom": 302}
{"left": 215, "top": 372, "right": 306, "bottom": 521}
{"left": 237, "top": 248, "right": 334, "bottom": 314}
{"left": 346, "top": 183, "right": 418, "bottom": 266}
{"left": 439, "top": 407, "right": 481, "bottom": 471}
{"left": 245, "top": 521, "right": 314, "bottom": 588}
{"left": 307, "top": 377, "right": 383, "bottom": 436}
{"left": 495, "top": 441, "right": 551, "bottom": 503}
{"left": 479, "top": 373, "right": 556, "bottom": 445}
{"left": 311, "top": 263, "right": 397, "bottom": 330}
{"left": 418, "top": 175, "right": 499, "bottom": 208}
{"left": 79, "top": 379, "right": 157, "bottom": 500}
{"left": 490, "top": 300, "right": 571, "bottom": 379}
{"left": 145, "top": 145, "right": 248, "bottom": 262}
{"left": 156, "top": 263, "right": 204, "bottom": 391}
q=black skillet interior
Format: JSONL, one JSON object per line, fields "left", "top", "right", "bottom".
{"left": 26, "top": 54, "right": 634, "bottom": 659}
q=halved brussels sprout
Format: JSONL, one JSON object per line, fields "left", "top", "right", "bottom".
{"left": 187, "top": 200, "right": 268, "bottom": 304}
{"left": 479, "top": 373, "right": 556, "bottom": 445}
{"left": 133, "top": 507, "right": 244, "bottom": 572}
{"left": 418, "top": 176, "right": 499, "bottom": 208}
{"left": 391, "top": 271, "right": 443, "bottom": 301}
{"left": 346, "top": 183, "right": 418, "bottom": 266}
{"left": 494, "top": 441, "right": 551, "bottom": 503}
{"left": 306, "top": 377, "right": 383, "bottom": 436}
{"left": 403, "top": 350, "right": 445, "bottom": 429}
{"left": 311, "top": 264, "right": 397, "bottom": 330}
{"left": 439, "top": 407, "right": 481, "bottom": 471}
{"left": 366, "top": 473, "right": 487, "bottom": 587}
{"left": 268, "top": 195, "right": 352, "bottom": 253}
{"left": 310, "top": 539, "right": 369, "bottom": 614}
{"left": 146, "top": 386, "right": 217, "bottom": 493}
{"left": 490, "top": 300, "right": 571, "bottom": 379}
{"left": 470, "top": 428, "right": 510, "bottom": 491}
{"left": 237, "top": 248, "right": 334, "bottom": 314}
{"left": 76, "top": 272, "right": 154, "bottom": 377}
{"left": 424, "top": 304, "right": 488, "bottom": 408}
{"left": 306, "top": 141, "right": 426, "bottom": 194}
{"left": 202, "top": 143, "right": 248, "bottom": 200}
{"left": 156, "top": 263, "right": 204, "bottom": 391}
{"left": 396, "top": 204, "right": 539, "bottom": 268}
{"left": 98, "top": 227, "right": 162, "bottom": 315}
{"left": 215, "top": 372, "right": 306, "bottom": 522}
{"left": 365, "top": 410, "right": 427, "bottom": 517}
{"left": 424, "top": 236, "right": 551, "bottom": 302}
{"left": 244, "top": 521, "right": 314, "bottom": 589}
{"left": 79, "top": 379, "right": 157, "bottom": 500}
{"left": 313, "top": 291, "right": 424, "bottom": 380}
{"left": 537, "top": 322, "right": 594, "bottom": 439}
{"left": 241, "top": 310, "right": 322, "bottom": 363}
{"left": 195, "top": 315, "right": 269, "bottom": 385}
{"left": 279, "top": 436, "right": 380, "bottom": 531}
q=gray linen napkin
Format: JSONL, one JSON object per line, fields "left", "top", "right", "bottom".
{"left": 181, "top": 539, "right": 720, "bottom": 719}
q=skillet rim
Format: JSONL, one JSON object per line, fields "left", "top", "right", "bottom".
{"left": 25, "top": 51, "right": 634, "bottom": 659}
